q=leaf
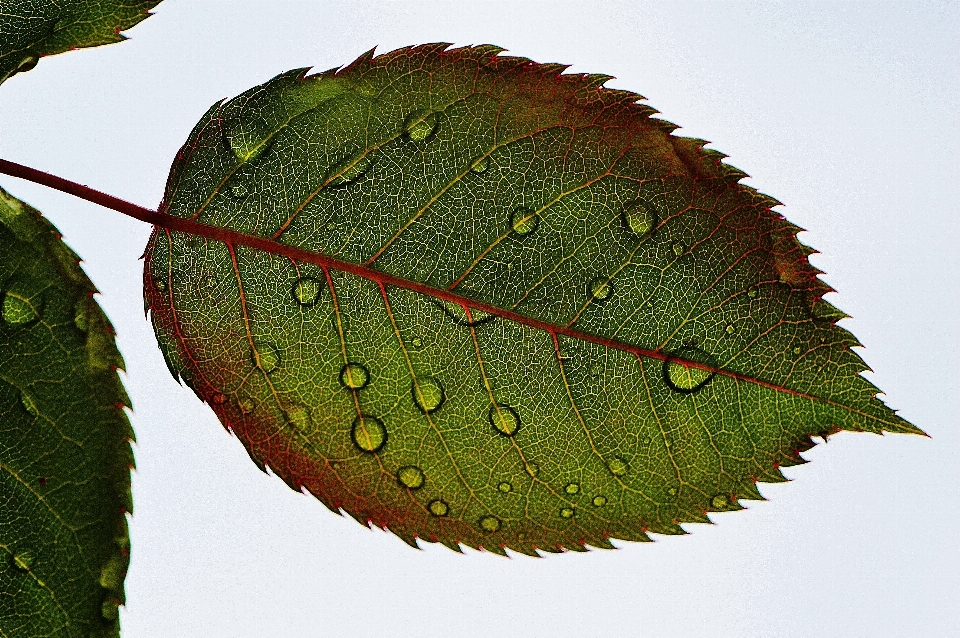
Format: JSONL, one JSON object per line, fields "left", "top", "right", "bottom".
{"left": 144, "top": 44, "right": 921, "bottom": 555}
{"left": 0, "top": 0, "right": 161, "bottom": 85}
{"left": 1, "top": 186, "right": 134, "bottom": 635}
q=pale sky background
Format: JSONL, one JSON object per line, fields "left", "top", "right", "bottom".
{"left": 1, "top": 1, "right": 957, "bottom": 636}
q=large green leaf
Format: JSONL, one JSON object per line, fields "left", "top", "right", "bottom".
{"left": 1, "top": 187, "right": 133, "bottom": 636}
{"left": 0, "top": 0, "right": 161, "bottom": 85}
{"left": 144, "top": 44, "right": 921, "bottom": 555}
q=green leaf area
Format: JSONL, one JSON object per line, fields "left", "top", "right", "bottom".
{"left": 1, "top": 187, "right": 133, "bottom": 636}
{"left": 144, "top": 44, "right": 921, "bottom": 555}
{"left": 0, "top": 0, "right": 161, "bottom": 84}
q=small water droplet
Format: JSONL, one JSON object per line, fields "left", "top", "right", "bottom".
{"left": 667, "top": 487, "right": 677, "bottom": 496}
{"left": 564, "top": 482, "right": 580, "bottom": 495}
{"left": 15, "top": 55, "right": 38, "bottom": 75}
{"left": 497, "top": 481, "right": 513, "bottom": 493}
{"left": 588, "top": 277, "right": 613, "bottom": 302}
{"left": 525, "top": 462, "right": 540, "bottom": 477}
{"left": 251, "top": 343, "right": 280, "bottom": 372}
{"left": 793, "top": 346, "right": 802, "bottom": 355}
{"left": 20, "top": 392, "right": 37, "bottom": 417}
{"left": 74, "top": 300, "right": 89, "bottom": 332}
{"left": 607, "top": 457, "right": 629, "bottom": 477}
{"left": 470, "top": 156, "right": 490, "bottom": 173}
{"left": 435, "top": 300, "right": 493, "bottom": 326}
{"left": 330, "top": 154, "right": 373, "bottom": 186}
{"left": 238, "top": 398, "right": 254, "bottom": 413}
{"left": 292, "top": 277, "right": 322, "bottom": 306}
{"left": 747, "top": 288, "right": 758, "bottom": 298}
{"left": 285, "top": 404, "right": 310, "bottom": 430}
{"left": 621, "top": 199, "right": 656, "bottom": 240}
{"left": 725, "top": 323, "right": 735, "bottom": 335}
{"left": 404, "top": 110, "right": 439, "bottom": 141}
{"left": 489, "top": 403, "right": 520, "bottom": 437}
{"left": 11, "top": 549, "right": 36, "bottom": 572}
{"left": 412, "top": 377, "right": 445, "bottom": 414}
{"left": 711, "top": 494, "right": 729, "bottom": 509}
{"left": 411, "top": 336, "right": 424, "bottom": 349}
{"left": 663, "top": 346, "right": 716, "bottom": 394}
{"left": 478, "top": 515, "right": 501, "bottom": 533}
{"left": 339, "top": 363, "right": 370, "bottom": 390}
{"left": 428, "top": 499, "right": 449, "bottom": 516}
{"left": 672, "top": 243, "right": 684, "bottom": 256}
{"left": 510, "top": 207, "right": 539, "bottom": 236}
{"left": 592, "top": 495, "right": 607, "bottom": 507}
{"left": 101, "top": 597, "right": 119, "bottom": 621}
{"left": 229, "top": 182, "right": 248, "bottom": 198}
{"left": 351, "top": 414, "right": 387, "bottom": 453}
{"left": 3, "top": 292, "right": 37, "bottom": 325}
{"left": 211, "top": 393, "right": 227, "bottom": 405}
{"left": 397, "top": 465, "right": 425, "bottom": 489}
{"left": 560, "top": 507, "right": 575, "bottom": 519}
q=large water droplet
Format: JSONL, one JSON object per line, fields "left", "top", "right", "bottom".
{"left": 330, "top": 154, "right": 373, "bottom": 186}
{"left": 564, "top": 482, "right": 580, "bottom": 495}
{"left": 592, "top": 495, "right": 607, "bottom": 507}
{"left": 20, "top": 392, "right": 37, "bottom": 417}
{"left": 339, "top": 363, "right": 370, "bottom": 390}
{"left": 3, "top": 292, "right": 37, "bottom": 325}
{"left": 663, "top": 346, "right": 716, "bottom": 394}
{"left": 470, "top": 156, "right": 490, "bottom": 173}
{"left": 292, "top": 277, "right": 322, "bottom": 306}
{"left": 560, "top": 507, "right": 575, "bottom": 519}
{"left": 412, "top": 377, "right": 445, "bottom": 414}
{"left": 711, "top": 494, "right": 729, "bottom": 509}
{"left": 11, "top": 549, "right": 36, "bottom": 572}
{"left": 428, "top": 499, "right": 449, "bottom": 517}
{"left": 404, "top": 110, "right": 439, "bottom": 141}
{"left": 351, "top": 414, "right": 387, "bottom": 453}
{"left": 588, "top": 277, "right": 613, "bottom": 302}
{"left": 497, "top": 481, "right": 513, "bottom": 493}
{"left": 478, "top": 515, "right": 501, "bottom": 533}
{"left": 489, "top": 403, "right": 520, "bottom": 437}
{"left": 510, "top": 207, "right": 539, "bottom": 236}
{"left": 252, "top": 343, "right": 280, "bottom": 372}
{"left": 607, "top": 457, "right": 629, "bottom": 477}
{"left": 434, "top": 299, "right": 493, "bottom": 326}
{"left": 397, "top": 465, "right": 425, "bottom": 489}
{"left": 621, "top": 199, "right": 656, "bottom": 240}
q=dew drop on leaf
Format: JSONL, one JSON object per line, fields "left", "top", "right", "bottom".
{"left": 397, "top": 465, "right": 425, "bottom": 489}
{"left": 470, "top": 156, "right": 489, "bottom": 173}
{"left": 11, "top": 549, "right": 36, "bottom": 572}
{"left": 606, "top": 457, "right": 629, "bottom": 477}
{"left": 351, "top": 414, "right": 387, "bottom": 453}
{"left": 672, "top": 243, "right": 685, "bottom": 256}
{"left": 592, "top": 495, "right": 607, "bottom": 507}
{"left": 428, "top": 499, "right": 449, "bottom": 517}
{"left": 412, "top": 377, "right": 445, "bottom": 413}
{"left": 667, "top": 486, "right": 678, "bottom": 496}
{"left": 510, "top": 207, "right": 539, "bottom": 236}
{"left": 3, "top": 292, "right": 36, "bottom": 325}
{"left": 411, "top": 336, "right": 424, "bottom": 349}
{"left": 20, "top": 392, "right": 37, "bottom": 417}
{"left": 725, "top": 323, "right": 735, "bottom": 335}
{"left": 564, "top": 482, "right": 580, "bottom": 495}
{"left": 711, "top": 494, "right": 729, "bottom": 509}
{"left": 285, "top": 404, "right": 311, "bottom": 430}
{"left": 339, "top": 362, "right": 370, "bottom": 390}
{"left": 478, "top": 515, "right": 501, "bottom": 533}
{"left": 793, "top": 346, "right": 802, "bottom": 355}
{"left": 330, "top": 154, "right": 373, "bottom": 186}
{"left": 621, "top": 199, "right": 655, "bottom": 240}
{"left": 560, "top": 507, "right": 575, "bottom": 519}
{"left": 588, "top": 277, "right": 612, "bottom": 302}
{"left": 498, "top": 481, "right": 513, "bottom": 493}
{"left": 252, "top": 343, "right": 280, "bottom": 372}
{"left": 292, "top": 277, "right": 322, "bottom": 306}
{"left": 404, "top": 110, "right": 439, "bottom": 141}
{"left": 663, "top": 346, "right": 716, "bottom": 394}
{"left": 101, "top": 597, "right": 119, "bottom": 621}
{"left": 525, "top": 461, "right": 540, "bottom": 477}
{"left": 489, "top": 403, "right": 520, "bottom": 437}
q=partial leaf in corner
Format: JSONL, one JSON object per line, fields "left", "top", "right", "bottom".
{"left": 0, "top": 186, "right": 134, "bottom": 637}
{"left": 0, "top": 0, "right": 162, "bottom": 85}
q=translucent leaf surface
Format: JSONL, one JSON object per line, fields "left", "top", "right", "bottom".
{"left": 0, "top": 0, "right": 161, "bottom": 85}
{"left": 1, "top": 186, "right": 133, "bottom": 635}
{"left": 144, "top": 45, "right": 921, "bottom": 554}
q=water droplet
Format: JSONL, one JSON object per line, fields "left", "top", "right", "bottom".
{"left": 229, "top": 182, "right": 248, "bottom": 198}
{"left": 238, "top": 398, "right": 254, "bottom": 413}
{"left": 560, "top": 507, "right": 575, "bottom": 519}
{"left": 435, "top": 300, "right": 493, "bottom": 326}
{"left": 607, "top": 457, "right": 629, "bottom": 477}
{"left": 285, "top": 404, "right": 310, "bottom": 430}
{"left": 510, "top": 207, "right": 539, "bottom": 236}
{"left": 428, "top": 499, "right": 449, "bottom": 517}
{"left": 330, "top": 154, "right": 373, "bottom": 186}
{"left": 211, "top": 393, "right": 227, "bottom": 405}
{"left": 747, "top": 288, "right": 758, "bottom": 298}
{"left": 663, "top": 346, "right": 716, "bottom": 394}
{"left": 711, "top": 494, "right": 729, "bottom": 509}
{"left": 15, "top": 55, "right": 38, "bottom": 75}
{"left": 404, "top": 110, "right": 439, "bottom": 141}
{"left": 489, "top": 404, "right": 520, "bottom": 437}
{"left": 411, "top": 336, "right": 424, "bottom": 349}
{"left": 478, "top": 515, "right": 501, "bottom": 533}
{"left": 3, "top": 292, "right": 37, "bottom": 325}
{"left": 525, "top": 462, "right": 540, "bottom": 477}
{"left": 725, "top": 323, "right": 735, "bottom": 335}
{"left": 74, "top": 300, "right": 89, "bottom": 332}
{"left": 793, "top": 346, "right": 802, "bottom": 355}
{"left": 351, "top": 414, "right": 387, "bottom": 453}
{"left": 252, "top": 343, "right": 280, "bottom": 372}
{"left": 339, "top": 363, "right": 370, "bottom": 390}
{"left": 101, "top": 597, "right": 119, "bottom": 621}
{"left": 672, "top": 243, "right": 685, "bottom": 256}
{"left": 621, "top": 199, "right": 656, "bottom": 240}
{"left": 397, "top": 465, "right": 425, "bottom": 489}
{"left": 592, "top": 495, "right": 607, "bottom": 507}
{"left": 564, "top": 482, "right": 580, "bottom": 495}
{"left": 412, "top": 377, "right": 445, "bottom": 414}
{"left": 11, "top": 549, "right": 35, "bottom": 572}
{"left": 588, "top": 277, "right": 613, "bottom": 302}
{"left": 292, "top": 277, "right": 322, "bottom": 306}
{"left": 470, "top": 156, "right": 490, "bottom": 173}
{"left": 667, "top": 486, "right": 677, "bottom": 496}
{"left": 497, "top": 481, "right": 513, "bottom": 493}
{"left": 20, "top": 392, "right": 37, "bottom": 417}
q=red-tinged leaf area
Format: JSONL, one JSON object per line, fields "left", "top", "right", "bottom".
{"left": 143, "top": 44, "right": 922, "bottom": 555}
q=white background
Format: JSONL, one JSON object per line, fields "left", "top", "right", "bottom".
{"left": 1, "top": 1, "right": 957, "bottom": 636}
